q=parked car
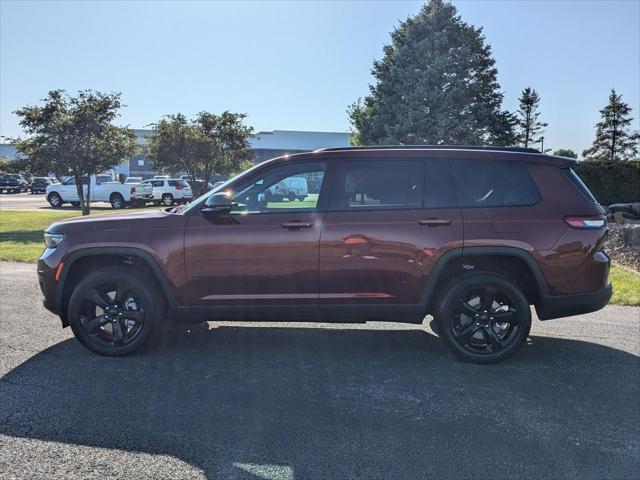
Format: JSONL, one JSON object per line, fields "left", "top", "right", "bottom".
{"left": 30, "top": 177, "right": 53, "bottom": 194}
{"left": 38, "top": 146, "right": 611, "bottom": 361}
{"left": 141, "top": 178, "right": 193, "bottom": 206}
{"left": 0, "top": 173, "right": 29, "bottom": 193}
{"left": 45, "top": 174, "right": 154, "bottom": 209}
{"left": 267, "top": 176, "right": 308, "bottom": 201}
{"left": 125, "top": 176, "right": 143, "bottom": 184}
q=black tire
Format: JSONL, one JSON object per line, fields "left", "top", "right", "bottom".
{"left": 68, "top": 266, "right": 162, "bottom": 356}
{"left": 288, "top": 192, "right": 297, "bottom": 202}
{"left": 47, "top": 192, "right": 63, "bottom": 208}
{"left": 162, "top": 193, "right": 174, "bottom": 206}
{"left": 435, "top": 272, "right": 531, "bottom": 364}
{"left": 110, "top": 193, "right": 125, "bottom": 209}
{"left": 297, "top": 195, "right": 306, "bottom": 201}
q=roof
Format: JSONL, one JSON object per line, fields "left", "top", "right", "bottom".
{"left": 267, "top": 145, "right": 576, "bottom": 167}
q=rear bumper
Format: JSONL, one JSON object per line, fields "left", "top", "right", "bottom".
{"left": 536, "top": 283, "right": 612, "bottom": 320}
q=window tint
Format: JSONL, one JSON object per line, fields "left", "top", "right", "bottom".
{"left": 148, "top": 180, "right": 164, "bottom": 187}
{"left": 168, "top": 180, "right": 189, "bottom": 187}
{"left": 332, "top": 160, "right": 424, "bottom": 210}
{"left": 563, "top": 168, "right": 598, "bottom": 203}
{"left": 452, "top": 160, "right": 539, "bottom": 207}
{"left": 95, "top": 175, "right": 112, "bottom": 185}
{"left": 230, "top": 162, "right": 326, "bottom": 213}
{"left": 424, "top": 159, "right": 457, "bottom": 208}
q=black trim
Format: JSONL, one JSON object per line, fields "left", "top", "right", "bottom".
{"left": 420, "top": 246, "right": 550, "bottom": 310}
{"left": 536, "top": 283, "right": 612, "bottom": 320}
{"left": 174, "top": 303, "right": 425, "bottom": 324}
{"left": 54, "top": 247, "right": 178, "bottom": 314}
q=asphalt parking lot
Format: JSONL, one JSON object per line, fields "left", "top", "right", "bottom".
{"left": 0, "top": 261, "right": 639, "bottom": 479}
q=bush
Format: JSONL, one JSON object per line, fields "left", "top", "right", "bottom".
{"left": 574, "top": 160, "right": 640, "bottom": 205}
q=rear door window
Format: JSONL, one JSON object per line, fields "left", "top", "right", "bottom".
{"left": 168, "top": 180, "right": 190, "bottom": 187}
{"left": 451, "top": 160, "right": 539, "bottom": 207}
{"left": 331, "top": 159, "right": 424, "bottom": 210}
{"left": 424, "top": 159, "right": 457, "bottom": 208}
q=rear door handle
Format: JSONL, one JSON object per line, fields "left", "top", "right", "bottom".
{"left": 281, "top": 221, "right": 312, "bottom": 230}
{"left": 418, "top": 219, "right": 452, "bottom": 227}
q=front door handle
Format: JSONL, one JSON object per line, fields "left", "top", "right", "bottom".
{"left": 418, "top": 218, "right": 452, "bottom": 227}
{"left": 281, "top": 221, "right": 312, "bottom": 230}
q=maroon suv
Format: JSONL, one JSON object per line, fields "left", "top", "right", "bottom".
{"left": 37, "top": 146, "right": 612, "bottom": 363}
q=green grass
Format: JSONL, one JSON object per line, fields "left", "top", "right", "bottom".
{"left": 1, "top": 209, "right": 639, "bottom": 307}
{"left": 0, "top": 208, "right": 158, "bottom": 262}
{"left": 609, "top": 264, "right": 640, "bottom": 306}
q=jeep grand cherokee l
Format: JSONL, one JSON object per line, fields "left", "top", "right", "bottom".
{"left": 37, "top": 146, "right": 612, "bottom": 363}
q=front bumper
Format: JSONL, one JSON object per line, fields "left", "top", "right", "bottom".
{"left": 37, "top": 259, "right": 61, "bottom": 315}
{"left": 536, "top": 283, "right": 613, "bottom": 320}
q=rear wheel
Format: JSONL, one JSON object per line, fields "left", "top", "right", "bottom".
{"left": 110, "top": 193, "right": 125, "bottom": 209}
{"left": 436, "top": 273, "right": 531, "bottom": 364}
{"left": 47, "top": 192, "right": 63, "bottom": 208}
{"left": 68, "top": 266, "right": 161, "bottom": 356}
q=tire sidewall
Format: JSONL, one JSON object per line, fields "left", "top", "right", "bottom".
{"left": 436, "top": 273, "right": 532, "bottom": 364}
{"left": 68, "top": 267, "right": 160, "bottom": 356}
{"left": 48, "top": 192, "right": 62, "bottom": 208}
{"left": 162, "top": 194, "right": 173, "bottom": 206}
{"left": 111, "top": 194, "right": 125, "bottom": 209}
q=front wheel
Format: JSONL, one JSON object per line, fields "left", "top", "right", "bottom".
{"left": 162, "top": 194, "right": 174, "bottom": 206}
{"left": 68, "top": 266, "right": 162, "bottom": 356}
{"left": 47, "top": 192, "right": 63, "bottom": 208}
{"left": 435, "top": 273, "right": 531, "bottom": 364}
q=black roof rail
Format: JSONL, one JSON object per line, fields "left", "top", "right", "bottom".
{"left": 316, "top": 145, "right": 542, "bottom": 154}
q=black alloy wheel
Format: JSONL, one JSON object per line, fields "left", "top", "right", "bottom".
{"left": 436, "top": 273, "right": 531, "bottom": 363}
{"left": 68, "top": 266, "right": 160, "bottom": 355}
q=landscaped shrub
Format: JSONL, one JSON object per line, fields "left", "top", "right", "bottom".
{"left": 574, "top": 160, "right": 640, "bottom": 205}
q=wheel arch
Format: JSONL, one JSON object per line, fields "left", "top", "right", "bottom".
{"left": 56, "top": 247, "right": 178, "bottom": 326}
{"left": 422, "top": 247, "right": 549, "bottom": 314}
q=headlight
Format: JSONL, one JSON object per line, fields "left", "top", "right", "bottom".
{"left": 44, "top": 233, "right": 65, "bottom": 248}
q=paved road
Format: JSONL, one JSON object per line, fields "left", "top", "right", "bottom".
{"left": 0, "top": 261, "right": 638, "bottom": 479}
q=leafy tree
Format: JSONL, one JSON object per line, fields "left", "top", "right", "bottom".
{"left": 553, "top": 148, "right": 578, "bottom": 159}
{"left": 13, "top": 90, "right": 137, "bottom": 215}
{"left": 516, "top": 87, "right": 547, "bottom": 149}
{"left": 583, "top": 89, "right": 640, "bottom": 161}
{"left": 147, "top": 111, "right": 254, "bottom": 195}
{"left": 0, "top": 156, "right": 11, "bottom": 174}
{"left": 347, "top": 0, "right": 516, "bottom": 146}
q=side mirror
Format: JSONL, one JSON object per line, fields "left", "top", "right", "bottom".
{"left": 202, "top": 192, "right": 233, "bottom": 215}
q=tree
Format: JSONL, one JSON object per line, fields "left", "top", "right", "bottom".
{"left": 553, "top": 148, "right": 578, "bottom": 159}
{"left": 347, "top": 0, "right": 516, "bottom": 146}
{"left": 583, "top": 89, "right": 640, "bottom": 161}
{"left": 516, "top": 87, "right": 547, "bottom": 149}
{"left": 147, "top": 111, "right": 254, "bottom": 195}
{"left": 13, "top": 90, "right": 137, "bottom": 215}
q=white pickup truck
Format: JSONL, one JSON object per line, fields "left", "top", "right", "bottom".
{"left": 45, "top": 174, "right": 154, "bottom": 209}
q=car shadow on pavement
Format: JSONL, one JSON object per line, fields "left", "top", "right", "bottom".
{"left": 1, "top": 325, "right": 638, "bottom": 479}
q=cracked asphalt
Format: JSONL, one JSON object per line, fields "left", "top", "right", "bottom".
{"left": 0, "top": 261, "right": 639, "bottom": 479}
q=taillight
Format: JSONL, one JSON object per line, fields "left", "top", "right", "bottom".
{"left": 130, "top": 187, "right": 136, "bottom": 194}
{"left": 175, "top": 185, "right": 183, "bottom": 190}
{"left": 564, "top": 216, "right": 606, "bottom": 229}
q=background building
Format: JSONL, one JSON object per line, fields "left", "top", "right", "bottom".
{"left": 1, "top": 129, "right": 351, "bottom": 179}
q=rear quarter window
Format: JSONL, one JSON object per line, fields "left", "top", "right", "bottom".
{"left": 562, "top": 168, "right": 598, "bottom": 204}
{"left": 451, "top": 159, "right": 540, "bottom": 207}
{"left": 168, "top": 180, "right": 189, "bottom": 187}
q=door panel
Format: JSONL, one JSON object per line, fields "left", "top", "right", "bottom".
{"left": 319, "top": 158, "right": 462, "bottom": 307}
{"left": 184, "top": 161, "right": 328, "bottom": 307}
{"left": 185, "top": 211, "right": 324, "bottom": 305}
{"left": 319, "top": 208, "right": 463, "bottom": 305}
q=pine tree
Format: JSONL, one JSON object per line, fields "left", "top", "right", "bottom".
{"left": 516, "top": 87, "right": 547, "bottom": 149}
{"left": 348, "top": 0, "right": 516, "bottom": 146}
{"left": 583, "top": 89, "right": 640, "bottom": 161}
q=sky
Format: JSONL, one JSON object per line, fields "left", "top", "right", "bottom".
{"left": 1, "top": 0, "right": 639, "bottom": 155}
